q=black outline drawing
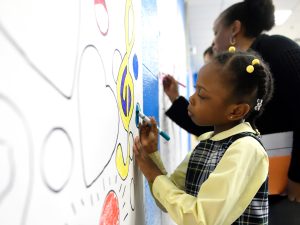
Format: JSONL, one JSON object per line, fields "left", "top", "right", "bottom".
{"left": 0, "top": 140, "right": 15, "bottom": 203}
{"left": 77, "top": 45, "right": 120, "bottom": 188}
{"left": 0, "top": 94, "right": 34, "bottom": 225}
{"left": 41, "top": 127, "right": 74, "bottom": 193}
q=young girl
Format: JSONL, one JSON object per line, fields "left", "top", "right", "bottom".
{"left": 133, "top": 51, "right": 274, "bottom": 225}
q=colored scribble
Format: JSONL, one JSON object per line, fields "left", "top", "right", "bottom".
{"left": 99, "top": 190, "right": 119, "bottom": 225}
{"left": 95, "top": 0, "right": 109, "bottom": 35}
{"left": 116, "top": 0, "right": 135, "bottom": 180}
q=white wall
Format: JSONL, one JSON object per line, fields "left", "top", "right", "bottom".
{"left": 0, "top": 0, "right": 144, "bottom": 224}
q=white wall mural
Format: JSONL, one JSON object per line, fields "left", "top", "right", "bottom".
{"left": 0, "top": 0, "right": 144, "bottom": 224}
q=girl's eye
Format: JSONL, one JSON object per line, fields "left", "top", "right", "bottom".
{"left": 198, "top": 87, "right": 208, "bottom": 99}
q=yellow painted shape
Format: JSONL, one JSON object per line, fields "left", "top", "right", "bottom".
{"left": 115, "top": 141, "right": 130, "bottom": 180}
{"left": 117, "top": 0, "right": 135, "bottom": 131}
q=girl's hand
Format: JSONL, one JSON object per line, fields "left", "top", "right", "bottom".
{"left": 138, "top": 117, "right": 158, "bottom": 154}
{"left": 162, "top": 74, "right": 179, "bottom": 103}
{"left": 133, "top": 136, "right": 162, "bottom": 182}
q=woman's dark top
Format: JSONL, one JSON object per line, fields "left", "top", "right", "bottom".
{"left": 166, "top": 34, "right": 300, "bottom": 182}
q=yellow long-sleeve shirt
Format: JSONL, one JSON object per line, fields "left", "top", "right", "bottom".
{"left": 148, "top": 122, "right": 269, "bottom": 225}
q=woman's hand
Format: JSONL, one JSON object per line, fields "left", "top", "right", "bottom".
{"left": 162, "top": 74, "right": 179, "bottom": 103}
{"left": 287, "top": 179, "right": 300, "bottom": 202}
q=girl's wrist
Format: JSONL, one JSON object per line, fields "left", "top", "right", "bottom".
{"left": 142, "top": 158, "right": 163, "bottom": 182}
{"left": 146, "top": 147, "right": 158, "bottom": 154}
{"left": 147, "top": 169, "right": 163, "bottom": 183}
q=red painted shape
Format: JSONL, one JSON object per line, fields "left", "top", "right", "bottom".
{"left": 94, "top": 0, "right": 109, "bottom": 36}
{"left": 95, "top": 0, "right": 107, "bottom": 9}
{"left": 99, "top": 191, "right": 120, "bottom": 225}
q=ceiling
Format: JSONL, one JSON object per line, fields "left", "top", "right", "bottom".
{"left": 185, "top": 0, "right": 300, "bottom": 71}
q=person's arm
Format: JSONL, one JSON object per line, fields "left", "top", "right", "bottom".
{"left": 288, "top": 130, "right": 300, "bottom": 202}
{"left": 147, "top": 151, "right": 190, "bottom": 212}
{"left": 162, "top": 74, "right": 211, "bottom": 136}
{"left": 133, "top": 116, "right": 190, "bottom": 211}
{"left": 146, "top": 151, "right": 168, "bottom": 212}
{"left": 151, "top": 138, "right": 268, "bottom": 225}
{"left": 279, "top": 46, "right": 300, "bottom": 201}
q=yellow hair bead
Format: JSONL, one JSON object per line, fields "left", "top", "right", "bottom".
{"left": 228, "top": 46, "right": 236, "bottom": 53}
{"left": 246, "top": 65, "right": 254, "bottom": 73}
{"left": 252, "top": 59, "right": 260, "bottom": 65}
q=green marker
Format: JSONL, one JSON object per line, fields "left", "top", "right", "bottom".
{"left": 135, "top": 103, "right": 170, "bottom": 141}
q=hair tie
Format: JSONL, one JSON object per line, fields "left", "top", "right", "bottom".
{"left": 246, "top": 58, "right": 260, "bottom": 73}
{"left": 254, "top": 99, "right": 263, "bottom": 111}
{"left": 252, "top": 59, "right": 260, "bottom": 65}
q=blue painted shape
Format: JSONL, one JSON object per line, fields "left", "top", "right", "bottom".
{"left": 193, "top": 71, "right": 198, "bottom": 89}
{"left": 135, "top": 103, "right": 140, "bottom": 128}
{"left": 133, "top": 54, "right": 139, "bottom": 80}
{"left": 186, "top": 74, "right": 191, "bottom": 152}
{"left": 141, "top": 0, "right": 187, "bottom": 224}
{"left": 121, "top": 66, "right": 128, "bottom": 115}
{"left": 141, "top": 0, "right": 161, "bottom": 225}
{"left": 142, "top": 64, "right": 160, "bottom": 225}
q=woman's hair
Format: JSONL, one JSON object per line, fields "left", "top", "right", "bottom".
{"left": 214, "top": 51, "right": 274, "bottom": 130}
{"left": 220, "top": 0, "right": 275, "bottom": 37}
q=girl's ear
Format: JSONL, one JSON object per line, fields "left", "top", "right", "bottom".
{"left": 227, "top": 103, "right": 250, "bottom": 121}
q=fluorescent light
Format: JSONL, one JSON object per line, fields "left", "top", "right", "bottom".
{"left": 275, "top": 9, "right": 292, "bottom": 26}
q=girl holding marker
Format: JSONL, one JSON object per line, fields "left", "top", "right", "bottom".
{"left": 134, "top": 51, "right": 273, "bottom": 225}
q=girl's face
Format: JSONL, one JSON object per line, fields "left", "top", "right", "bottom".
{"left": 212, "top": 16, "right": 231, "bottom": 54}
{"left": 187, "top": 62, "right": 232, "bottom": 127}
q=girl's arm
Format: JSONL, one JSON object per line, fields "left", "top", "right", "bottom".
{"left": 151, "top": 138, "right": 268, "bottom": 225}
{"left": 133, "top": 117, "right": 188, "bottom": 211}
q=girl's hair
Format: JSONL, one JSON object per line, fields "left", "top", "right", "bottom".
{"left": 203, "top": 46, "right": 214, "bottom": 57}
{"left": 220, "top": 0, "right": 275, "bottom": 37}
{"left": 214, "top": 51, "right": 274, "bottom": 130}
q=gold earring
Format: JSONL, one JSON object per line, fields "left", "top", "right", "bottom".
{"left": 228, "top": 36, "right": 236, "bottom": 52}
{"left": 230, "top": 36, "right": 236, "bottom": 45}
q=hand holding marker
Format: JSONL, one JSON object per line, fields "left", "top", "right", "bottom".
{"left": 135, "top": 103, "right": 170, "bottom": 141}
{"left": 161, "top": 72, "right": 186, "bottom": 88}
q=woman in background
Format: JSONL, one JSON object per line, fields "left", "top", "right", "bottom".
{"left": 164, "top": 0, "right": 300, "bottom": 224}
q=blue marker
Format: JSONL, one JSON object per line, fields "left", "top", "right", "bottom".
{"left": 135, "top": 103, "right": 170, "bottom": 141}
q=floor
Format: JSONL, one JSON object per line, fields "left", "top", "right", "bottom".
{"left": 269, "top": 195, "right": 300, "bottom": 225}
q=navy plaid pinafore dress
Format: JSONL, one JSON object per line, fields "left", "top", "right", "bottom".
{"left": 185, "top": 132, "right": 268, "bottom": 225}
